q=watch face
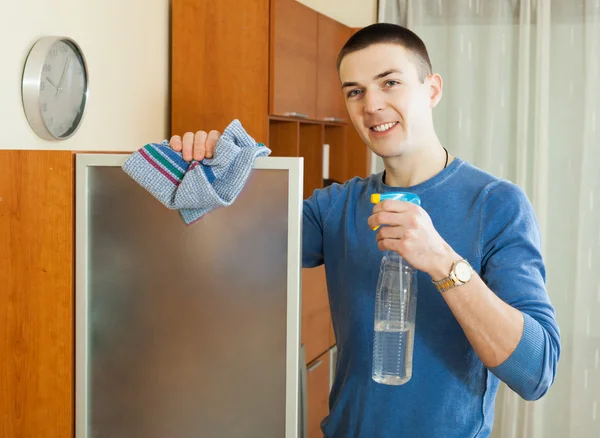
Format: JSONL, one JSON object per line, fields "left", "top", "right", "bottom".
{"left": 39, "top": 39, "right": 87, "bottom": 139}
{"left": 454, "top": 261, "right": 472, "bottom": 282}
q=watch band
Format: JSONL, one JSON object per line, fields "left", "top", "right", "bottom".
{"left": 433, "top": 276, "right": 458, "bottom": 293}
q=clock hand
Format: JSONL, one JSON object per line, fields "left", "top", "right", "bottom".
{"left": 46, "top": 76, "right": 58, "bottom": 89}
{"left": 56, "top": 56, "right": 71, "bottom": 96}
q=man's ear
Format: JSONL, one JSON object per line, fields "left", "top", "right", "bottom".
{"left": 428, "top": 73, "right": 443, "bottom": 108}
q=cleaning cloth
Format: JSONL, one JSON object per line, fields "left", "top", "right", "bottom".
{"left": 122, "top": 119, "right": 271, "bottom": 225}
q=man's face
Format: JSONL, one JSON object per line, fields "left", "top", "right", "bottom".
{"left": 339, "top": 43, "right": 440, "bottom": 158}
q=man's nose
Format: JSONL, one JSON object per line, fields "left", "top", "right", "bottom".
{"left": 364, "top": 89, "right": 386, "bottom": 114}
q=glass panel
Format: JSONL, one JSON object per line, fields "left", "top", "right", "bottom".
{"left": 87, "top": 167, "right": 289, "bottom": 438}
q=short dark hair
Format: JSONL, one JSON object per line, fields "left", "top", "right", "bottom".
{"left": 337, "top": 23, "right": 433, "bottom": 82}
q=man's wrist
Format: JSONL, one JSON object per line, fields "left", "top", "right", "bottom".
{"left": 429, "top": 247, "right": 462, "bottom": 282}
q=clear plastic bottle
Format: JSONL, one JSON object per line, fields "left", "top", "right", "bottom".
{"left": 370, "top": 192, "right": 421, "bottom": 386}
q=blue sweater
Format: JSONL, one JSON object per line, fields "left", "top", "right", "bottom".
{"left": 302, "top": 158, "right": 561, "bottom": 438}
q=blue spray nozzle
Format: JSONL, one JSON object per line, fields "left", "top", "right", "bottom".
{"left": 371, "top": 192, "right": 421, "bottom": 206}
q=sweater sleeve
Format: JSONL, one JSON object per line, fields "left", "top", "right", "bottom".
{"left": 302, "top": 184, "right": 344, "bottom": 268}
{"left": 479, "top": 180, "right": 561, "bottom": 401}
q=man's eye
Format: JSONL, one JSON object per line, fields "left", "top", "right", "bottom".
{"left": 347, "top": 89, "right": 361, "bottom": 98}
{"left": 385, "top": 80, "right": 400, "bottom": 87}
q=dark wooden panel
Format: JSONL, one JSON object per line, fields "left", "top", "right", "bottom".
{"left": 345, "top": 124, "right": 371, "bottom": 180}
{"left": 324, "top": 125, "right": 346, "bottom": 183}
{"left": 307, "top": 349, "right": 330, "bottom": 438}
{"left": 316, "top": 14, "right": 352, "bottom": 121}
{"left": 270, "top": 0, "right": 318, "bottom": 118}
{"left": 0, "top": 150, "right": 74, "bottom": 438}
{"left": 299, "top": 122, "right": 324, "bottom": 199}
{"left": 268, "top": 120, "right": 299, "bottom": 157}
{"left": 302, "top": 266, "right": 332, "bottom": 364}
{"left": 171, "top": 0, "right": 270, "bottom": 142}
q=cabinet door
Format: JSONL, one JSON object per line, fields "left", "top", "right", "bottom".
{"left": 316, "top": 14, "right": 352, "bottom": 122}
{"left": 0, "top": 151, "right": 74, "bottom": 438}
{"left": 307, "top": 350, "right": 331, "bottom": 438}
{"left": 345, "top": 124, "right": 371, "bottom": 180}
{"left": 270, "top": 0, "right": 318, "bottom": 119}
{"left": 172, "top": 0, "right": 270, "bottom": 142}
{"left": 299, "top": 122, "right": 324, "bottom": 198}
{"left": 302, "top": 265, "right": 333, "bottom": 364}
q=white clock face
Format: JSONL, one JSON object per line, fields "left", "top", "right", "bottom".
{"left": 39, "top": 40, "right": 87, "bottom": 139}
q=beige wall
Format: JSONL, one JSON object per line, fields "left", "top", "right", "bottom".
{"left": 1, "top": 0, "right": 170, "bottom": 151}
{"left": 1, "top": 0, "right": 377, "bottom": 152}
{"left": 296, "top": 0, "right": 377, "bottom": 27}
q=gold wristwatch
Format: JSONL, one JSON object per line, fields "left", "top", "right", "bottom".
{"left": 432, "top": 259, "right": 474, "bottom": 292}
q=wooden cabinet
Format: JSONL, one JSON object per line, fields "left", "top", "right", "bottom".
{"left": 172, "top": 0, "right": 370, "bottom": 185}
{"left": 268, "top": 119, "right": 300, "bottom": 157}
{"left": 172, "top": 2, "right": 370, "bottom": 432}
{"left": 345, "top": 122, "right": 372, "bottom": 180}
{"left": 302, "top": 266, "right": 333, "bottom": 364}
{"left": 171, "top": 0, "right": 271, "bottom": 142}
{"left": 317, "top": 14, "right": 352, "bottom": 122}
{"left": 299, "top": 122, "right": 325, "bottom": 198}
{"left": 0, "top": 151, "right": 74, "bottom": 438}
{"left": 325, "top": 123, "right": 371, "bottom": 184}
{"left": 307, "top": 349, "right": 331, "bottom": 438}
{"left": 268, "top": 119, "right": 327, "bottom": 198}
{"left": 270, "top": 1, "right": 355, "bottom": 123}
{"left": 270, "top": 0, "right": 318, "bottom": 119}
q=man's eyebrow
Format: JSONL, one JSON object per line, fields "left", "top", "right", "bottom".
{"left": 341, "top": 69, "right": 404, "bottom": 89}
{"left": 374, "top": 69, "right": 403, "bottom": 80}
{"left": 341, "top": 81, "right": 359, "bottom": 89}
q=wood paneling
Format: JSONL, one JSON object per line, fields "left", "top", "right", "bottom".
{"left": 171, "top": 0, "right": 270, "bottom": 142}
{"left": 306, "top": 350, "right": 330, "bottom": 438}
{"left": 299, "top": 123, "right": 324, "bottom": 199}
{"left": 316, "top": 14, "right": 352, "bottom": 121}
{"left": 0, "top": 151, "right": 73, "bottom": 438}
{"left": 324, "top": 125, "right": 346, "bottom": 183}
{"left": 301, "top": 266, "right": 332, "bottom": 364}
{"left": 328, "top": 318, "right": 336, "bottom": 347}
{"left": 345, "top": 123, "right": 371, "bottom": 179}
{"left": 268, "top": 120, "right": 299, "bottom": 157}
{"left": 270, "top": 0, "right": 318, "bottom": 118}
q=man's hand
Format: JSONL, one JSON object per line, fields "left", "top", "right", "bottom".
{"left": 169, "top": 130, "right": 221, "bottom": 162}
{"left": 367, "top": 200, "right": 459, "bottom": 279}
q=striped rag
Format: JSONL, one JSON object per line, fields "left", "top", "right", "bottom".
{"left": 122, "top": 119, "right": 271, "bottom": 225}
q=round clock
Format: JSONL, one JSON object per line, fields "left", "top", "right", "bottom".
{"left": 22, "top": 36, "right": 89, "bottom": 141}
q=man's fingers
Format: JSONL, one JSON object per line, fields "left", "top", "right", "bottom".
{"left": 169, "top": 135, "right": 182, "bottom": 152}
{"left": 182, "top": 132, "right": 195, "bottom": 161}
{"left": 205, "top": 130, "right": 221, "bottom": 158}
{"left": 193, "top": 131, "right": 208, "bottom": 161}
{"left": 171, "top": 129, "right": 220, "bottom": 162}
{"left": 368, "top": 211, "right": 405, "bottom": 230}
{"left": 376, "top": 224, "right": 405, "bottom": 241}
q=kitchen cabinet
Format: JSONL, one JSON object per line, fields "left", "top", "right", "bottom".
{"left": 302, "top": 265, "right": 333, "bottom": 364}
{"left": 307, "top": 349, "right": 331, "bottom": 438}
{"left": 171, "top": 0, "right": 270, "bottom": 142}
{"left": 0, "top": 151, "right": 74, "bottom": 438}
{"left": 270, "top": 0, "right": 318, "bottom": 119}
{"left": 172, "top": 0, "right": 371, "bottom": 186}
{"left": 0, "top": 150, "right": 305, "bottom": 438}
{"left": 316, "top": 14, "right": 352, "bottom": 122}
{"left": 172, "top": 0, "right": 373, "bottom": 431}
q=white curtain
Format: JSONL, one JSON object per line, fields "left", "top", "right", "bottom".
{"left": 377, "top": 1, "right": 600, "bottom": 437}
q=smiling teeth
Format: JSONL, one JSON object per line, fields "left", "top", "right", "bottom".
{"left": 372, "top": 122, "right": 397, "bottom": 132}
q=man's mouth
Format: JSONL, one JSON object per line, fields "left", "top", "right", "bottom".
{"left": 370, "top": 122, "right": 399, "bottom": 133}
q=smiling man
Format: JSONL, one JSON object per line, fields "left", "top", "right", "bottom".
{"left": 169, "top": 23, "right": 560, "bottom": 438}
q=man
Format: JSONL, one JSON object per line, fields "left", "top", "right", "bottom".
{"left": 170, "top": 23, "right": 560, "bottom": 438}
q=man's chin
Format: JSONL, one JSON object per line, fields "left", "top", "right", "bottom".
{"left": 368, "top": 140, "right": 409, "bottom": 159}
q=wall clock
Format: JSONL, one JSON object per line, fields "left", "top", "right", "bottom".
{"left": 22, "top": 36, "right": 89, "bottom": 141}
